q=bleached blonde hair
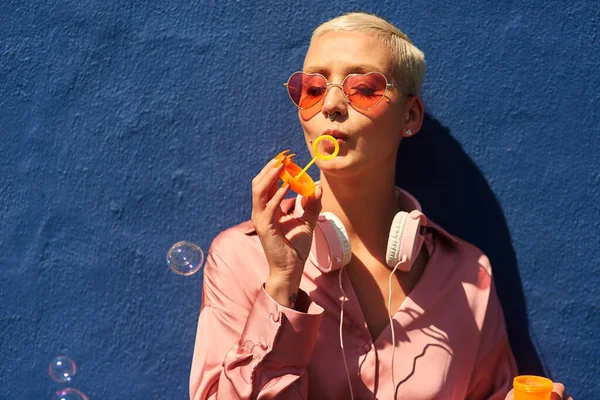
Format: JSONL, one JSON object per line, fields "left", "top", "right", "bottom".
{"left": 311, "top": 12, "right": 425, "bottom": 96}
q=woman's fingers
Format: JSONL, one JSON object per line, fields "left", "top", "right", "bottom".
{"left": 254, "top": 158, "right": 279, "bottom": 184}
{"left": 265, "top": 183, "right": 291, "bottom": 218}
{"left": 301, "top": 185, "right": 323, "bottom": 228}
{"left": 252, "top": 160, "right": 284, "bottom": 212}
{"left": 252, "top": 159, "right": 291, "bottom": 240}
{"left": 550, "top": 383, "right": 572, "bottom": 400}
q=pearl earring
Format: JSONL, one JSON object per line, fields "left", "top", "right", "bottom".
{"left": 405, "top": 129, "right": 412, "bottom": 136}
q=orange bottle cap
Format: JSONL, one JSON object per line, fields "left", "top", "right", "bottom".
{"left": 513, "top": 375, "right": 553, "bottom": 392}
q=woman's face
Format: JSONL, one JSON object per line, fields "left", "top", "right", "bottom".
{"left": 299, "top": 31, "right": 408, "bottom": 178}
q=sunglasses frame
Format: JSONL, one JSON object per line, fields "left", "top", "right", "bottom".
{"left": 283, "top": 71, "right": 411, "bottom": 111}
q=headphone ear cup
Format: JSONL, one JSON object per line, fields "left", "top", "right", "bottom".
{"left": 386, "top": 211, "right": 408, "bottom": 269}
{"left": 386, "top": 210, "right": 427, "bottom": 272}
{"left": 320, "top": 212, "right": 352, "bottom": 267}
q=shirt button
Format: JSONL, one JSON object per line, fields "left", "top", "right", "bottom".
{"left": 363, "top": 343, "right": 371, "bottom": 353}
{"left": 241, "top": 340, "right": 253, "bottom": 353}
{"left": 271, "top": 313, "right": 280, "bottom": 323}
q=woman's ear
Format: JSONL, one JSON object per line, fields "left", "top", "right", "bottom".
{"left": 402, "top": 96, "right": 424, "bottom": 137}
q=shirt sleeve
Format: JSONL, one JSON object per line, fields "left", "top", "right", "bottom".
{"left": 465, "top": 277, "right": 518, "bottom": 400}
{"left": 189, "top": 244, "right": 324, "bottom": 400}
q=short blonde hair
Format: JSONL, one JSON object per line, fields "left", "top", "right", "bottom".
{"left": 311, "top": 12, "right": 425, "bottom": 96}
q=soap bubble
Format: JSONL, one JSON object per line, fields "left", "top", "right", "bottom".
{"left": 167, "top": 241, "right": 204, "bottom": 276}
{"left": 48, "top": 355, "right": 76, "bottom": 383}
{"left": 51, "top": 388, "right": 89, "bottom": 400}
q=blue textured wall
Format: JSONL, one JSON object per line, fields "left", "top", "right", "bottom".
{"left": 1, "top": 1, "right": 598, "bottom": 398}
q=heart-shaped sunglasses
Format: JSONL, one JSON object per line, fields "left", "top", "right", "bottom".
{"left": 284, "top": 71, "right": 412, "bottom": 111}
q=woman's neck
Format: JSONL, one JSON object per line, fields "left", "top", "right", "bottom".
{"left": 319, "top": 166, "right": 399, "bottom": 252}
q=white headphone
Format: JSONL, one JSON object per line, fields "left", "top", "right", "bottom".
{"left": 308, "top": 208, "right": 427, "bottom": 273}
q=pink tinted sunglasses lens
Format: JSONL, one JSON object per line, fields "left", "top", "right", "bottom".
{"left": 287, "top": 72, "right": 327, "bottom": 109}
{"left": 343, "top": 73, "right": 388, "bottom": 109}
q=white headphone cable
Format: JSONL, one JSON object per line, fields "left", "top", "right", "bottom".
{"left": 338, "top": 266, "right": 355, "bottom": 400}
{"left": 388, "top": 255, "right": 406, "bottom": 400}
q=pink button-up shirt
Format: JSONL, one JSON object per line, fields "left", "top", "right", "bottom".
{"left": 190, "top": 189, "right": 517, "bottom": 399}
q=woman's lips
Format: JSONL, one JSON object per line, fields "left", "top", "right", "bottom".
{"left": 318, "top": 132, "right": 347, "bottom": 154}
{"left": 322, "top": 129, "right": 349, "bottom": 141}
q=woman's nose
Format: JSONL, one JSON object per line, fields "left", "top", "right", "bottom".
{"left": 321, "top": 84, "right": 348, "bottom": 119}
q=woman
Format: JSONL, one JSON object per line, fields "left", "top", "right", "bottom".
{"left": 190, "top": 12, "right": 570, "bottom": 400}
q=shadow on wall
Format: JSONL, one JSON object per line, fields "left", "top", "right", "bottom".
{"left": 395, "top": 113, "right": 546, "bottom": 376}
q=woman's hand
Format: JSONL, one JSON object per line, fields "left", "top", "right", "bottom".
{"left": 505, "top": 382, "right": 573, "bottom": 400}
{"left": 251, "top": 159, "right": 323, "bottom": 308}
